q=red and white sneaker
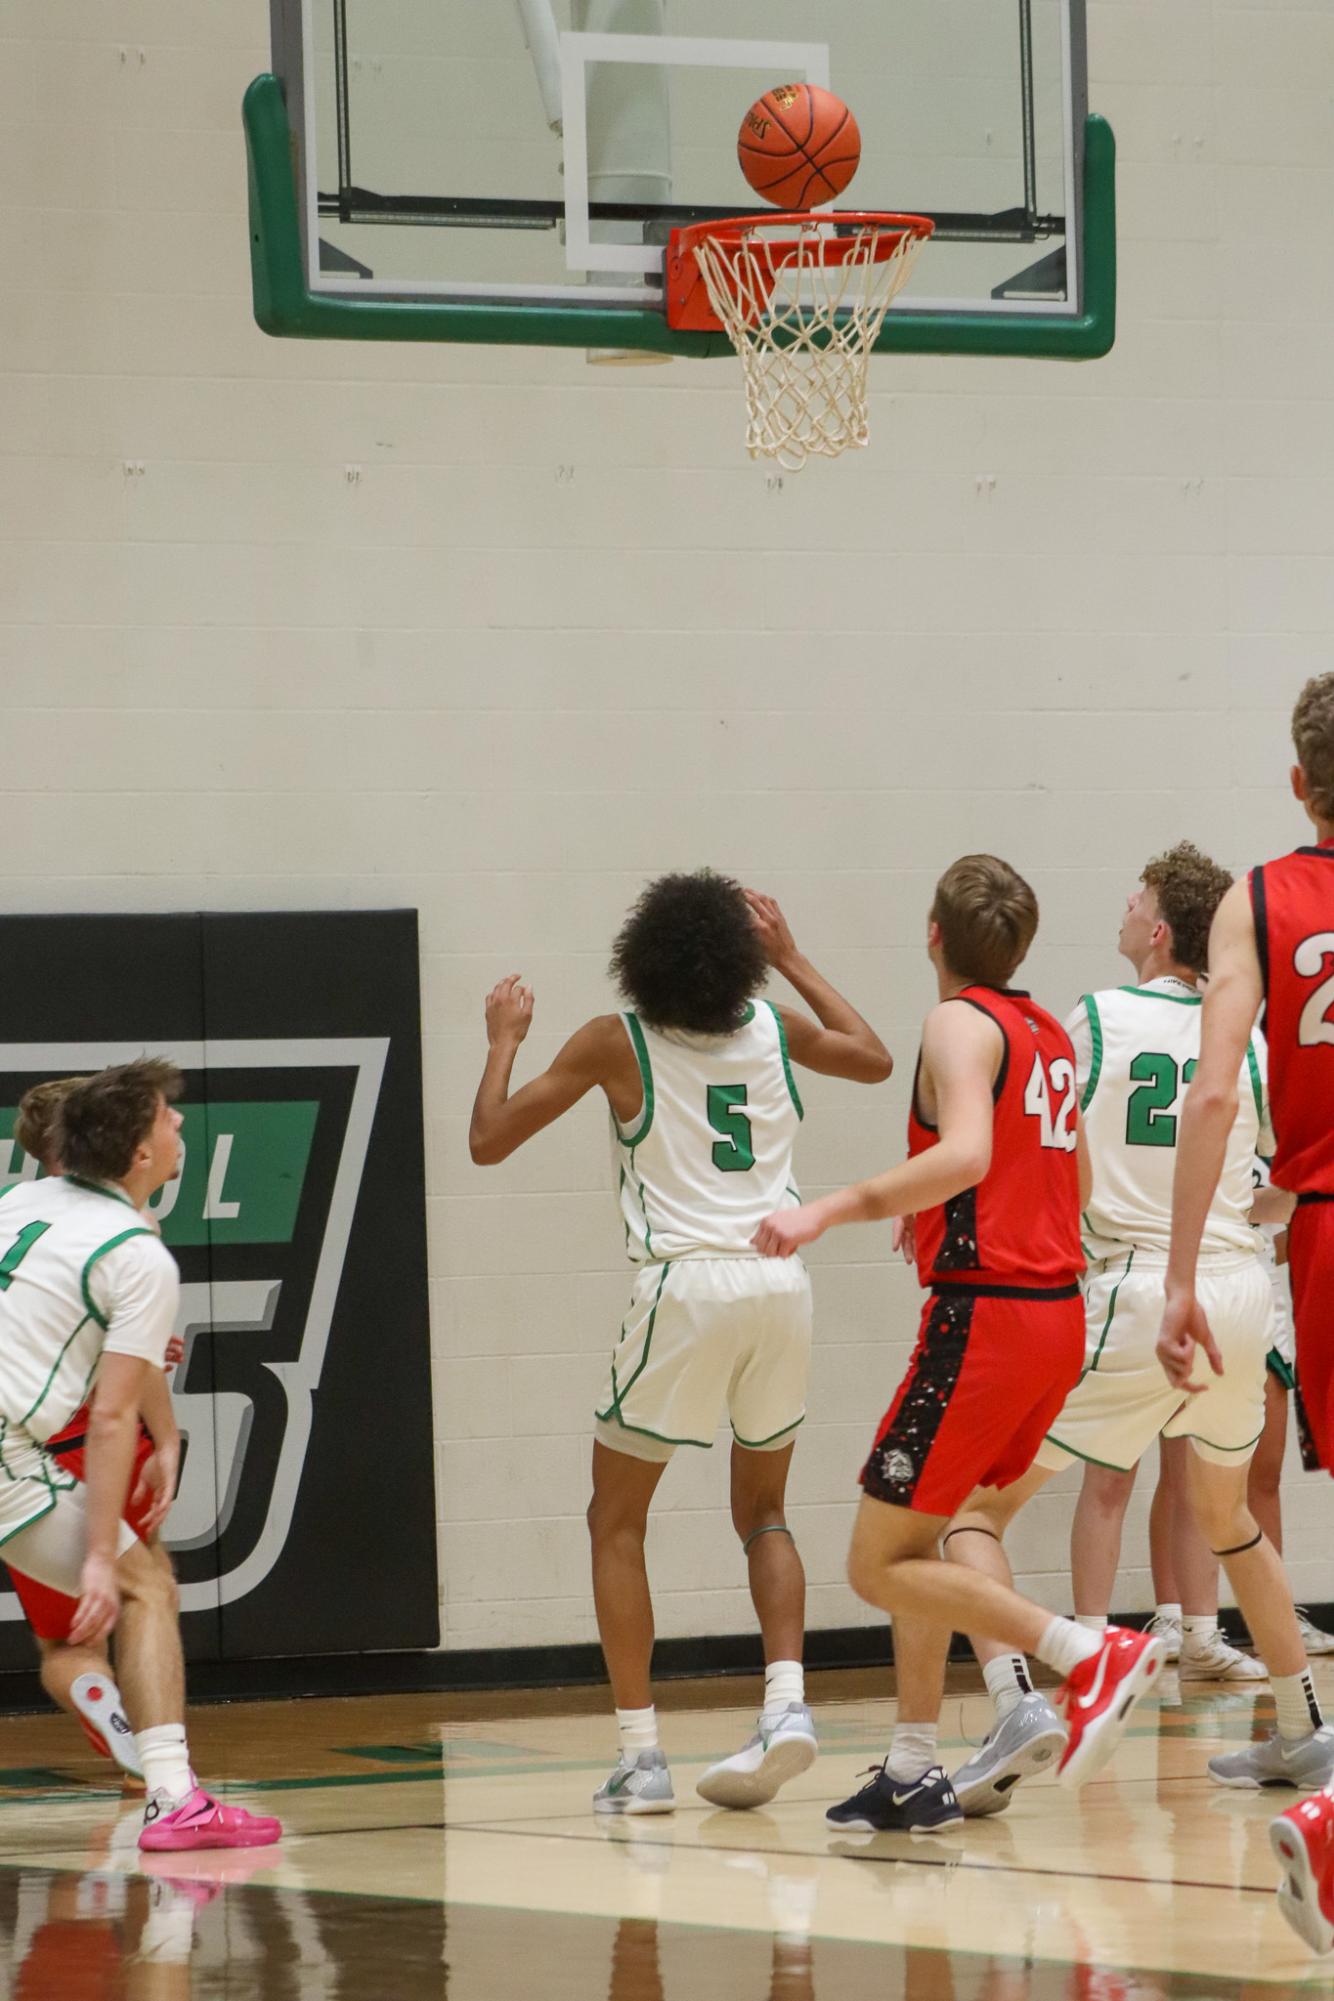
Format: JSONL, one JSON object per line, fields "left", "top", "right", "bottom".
{"left": 70, "top": 1673, "right": 143, "bottom": 1780}
{"left": 138, "top": 1787, "right": 282, "bottom": 1853}
{"left": 1270, "top": 1792, "right": 1334, "bottom": 1954}
{"left": 1056, "top": 1627, "right": 1166, "bottom": 1789}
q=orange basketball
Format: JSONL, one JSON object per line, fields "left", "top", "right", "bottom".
{"left": 737, "top": 83, "right": 861, "bottom": 211}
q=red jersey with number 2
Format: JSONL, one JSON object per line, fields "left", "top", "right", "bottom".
{"left": 1253, "top": 843, "right": 1334, "bottom": 1194}
{"left": 909, "top": 985, "right": 1084, "bottom": 1289}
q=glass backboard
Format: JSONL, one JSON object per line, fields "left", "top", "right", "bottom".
{"left": 249, "top": 0, "right": 1113, "bottom": 356}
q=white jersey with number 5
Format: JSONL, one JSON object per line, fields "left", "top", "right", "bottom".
{"left": 1068, "top": 976, "right": 1273, "bottom": 1261}
{"left": 0, "top": 1175, "right": 179, "bottom": 1504}
{"left": 613, "top": 1002, "right": 804, "bottom": 1262}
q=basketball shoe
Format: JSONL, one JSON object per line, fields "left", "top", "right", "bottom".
{"left": 1143, "top": 1611, "right": 1182, "bottom": 1662}
{"left": 1298, "top": 1609, "right": 1334, "bottom": 1657}
{"left": 696, "top": 1702, "right": 817, "bottom": 1809}
{"left": 1208, "top": 1725, "right": 1334, "bottom": 1789}
{"left": 1270, "top": 1791, "right": 1334, "bottom": 1954}
{"left": 951, "top": 1693, "right": 1067, "bottom": 1816}
{"left": 1056, "top": 1627, "right": 1166, "bottom": 1788}
{"left": 139, "top": 1788, "right": 281, "bottom": 1852}
{"left": 824, "top": 1763, "right": 962, "bottom": 1835}
{"left": 1179, "top": 1628, "right": 1267, "bottom": 1681}
{"left": 70, "top": 1673, "right": 143, "bottom": 1780}
{"left": 593, "top": 1748, "right": 675, "bottom": 1815}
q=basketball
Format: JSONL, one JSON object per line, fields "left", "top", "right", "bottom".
{"left": 737, "top": 83, "right": 861, "bottom": 211}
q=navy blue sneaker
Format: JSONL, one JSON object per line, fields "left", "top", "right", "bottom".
{"left": 824, "top": 1763, "right": 963, "bottom": 1833}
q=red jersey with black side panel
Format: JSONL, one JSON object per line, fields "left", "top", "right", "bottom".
{"left": 861, "top": 985, "right": 1085, "bottom": 1516}
{"left": 1251, "top": 842, "right": 1334, "bottom": 1471}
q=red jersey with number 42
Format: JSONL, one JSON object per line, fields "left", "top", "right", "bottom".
{"left": 1252, "top": 843, "right": 1334, "bottom": 1194}
{"left": 908, "top": 985, "right": 1084, "bottom": 1289}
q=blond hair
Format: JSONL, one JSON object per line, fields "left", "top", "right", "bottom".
{"left": 14, "top": 1077, "right": 85, "bottom": 1170}
{"left": 931, "top": 855, "right": 1038, "bottom": 986}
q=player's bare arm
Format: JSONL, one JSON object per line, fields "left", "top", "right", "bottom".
{"left": 469, "top": 980, "right": 639, "bottom": 1164}
{"left": 1159, "top": 879, "right": 1265, "bottom": 1389}
{"left": 73, "top": 1351, "right": 154, "bottom": 1645}
{"left": 745, "top": 889, "right": 893, "bottom": 1083}
{"left": 753, "top": 1000, "right": 999, "bottom": 1256}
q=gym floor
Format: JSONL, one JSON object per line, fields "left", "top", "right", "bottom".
{"left": 0, "top": 1661, "right": 1323, "bottom": 1997}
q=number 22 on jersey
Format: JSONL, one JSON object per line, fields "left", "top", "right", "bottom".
{"left": 1024, "top": 1052, "right": 1078, "bottom": 1151}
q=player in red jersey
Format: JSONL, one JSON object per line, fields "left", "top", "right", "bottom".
{"left": 1161, "top": 674, "right": 1334, "bottom": 1953}
{"left": 754, "top": 856, "right": 1165, "bottom": 1832}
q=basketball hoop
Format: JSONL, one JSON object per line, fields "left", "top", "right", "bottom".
{"left": 665, "top": 212, "right": 933, "bottom": 471}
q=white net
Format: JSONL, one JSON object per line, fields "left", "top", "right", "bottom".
{"left": 690, "top": 216, "right": 930, "bottom": 472}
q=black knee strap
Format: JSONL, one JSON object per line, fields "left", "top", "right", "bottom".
{"left": 1212, "top": 1528, "right": 1263, "bottom": 1558}
{"left": 942, "top": 1525, "right": 1001, "bottom": 1548}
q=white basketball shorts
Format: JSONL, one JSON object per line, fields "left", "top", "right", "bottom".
{"left": 594, "top": 1257, "right": 812, "bottom": 1465}
{"left": 1036, "top": 1251, "right": 1272, "bottom": 1473}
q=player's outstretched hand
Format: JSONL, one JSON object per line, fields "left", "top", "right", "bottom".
{"left": 753, "top": 1202, "right": 825, "bottom": 1258}
{"left": 70, "top": 1553, "right": 120, "bottom": 1647}
{"left": 892, "top": 1214, "right": 917, "bottom": 1266}
{"left": 744, "top": 890, "right": 797, "bottom": 973}
{"left": 485, "top": 974, "right": 534, "bottom": 1048}
{"left": 1157, "top": 1289, "right": 1224, "bottom": 1393}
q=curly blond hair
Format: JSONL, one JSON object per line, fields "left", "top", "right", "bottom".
{"left": 1292, "top": 673, "right": 1334, "bottom": 822}
{"left": 1140, "top": 842, "right": 1233, "bottom": 975}
{"left": 931, "top": 854, "right": 1038, "bottom": 986}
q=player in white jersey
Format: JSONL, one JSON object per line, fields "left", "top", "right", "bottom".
{"left": 469, "top": 871, "right": 893, "bottom": 1813}
{"left": 942, "top": 845, "right": 1332, "bottom": 1815}
{"left": 0, "top": 1059, "right": 280, "bottom": 1852}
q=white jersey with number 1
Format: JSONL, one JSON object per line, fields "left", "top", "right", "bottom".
{"left": 1067, "top": 976, "right": 1273, "bottom": 1262}
{"left": 613, "top": 1001, "right": 804, "bottom": 1262}
{"left": 0, "top": 1174, "right": 179, "bottom": 1528}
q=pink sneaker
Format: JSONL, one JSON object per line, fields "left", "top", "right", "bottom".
{"left": 138, "top": 1786, "right": 281, "bottom": 1852}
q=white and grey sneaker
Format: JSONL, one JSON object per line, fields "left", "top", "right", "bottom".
{"left": 1208, "top": 1726, "right": 1334, "bottom": 1789}
{"left": 593, "top": 1747, "right": 675, "bottom": 1815}
{"left": 1179, "top": 1629, "right": 1267, "bottom": 1681}
{"left": 950, "top": 1694, "right": 1067, "bottom": 1818}
{"left": 1298, "top": 1609, "right": 1334, "bottom": 1657}
{"left": 696, "top": 1702, "right": 817, "bottom": 1809}
{"left": 1143, "top": 1612, "right": 1182, "bottom": 1663}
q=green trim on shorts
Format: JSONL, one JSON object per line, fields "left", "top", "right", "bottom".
{"left": 0, "top": 1492, "right": 57, "bottom": 1551}
{"left": 1086, "top": 1247, "right": 1134, "bottom": 1375}
{"left": 732, "top": 1413, "right": 805, "bottom": 1449}
{"left": 1267, "top": 1348, "right": 1296, "bottom": 1390}
{"left": 1042, "top": 1432, "right": 1138, "bottom": 1474}
{"left": 593, "top": 1411, "right": 712, "bottom": 1449}
{"left": 601, "top": 1262, "right": 672, "bottom": 1419}
{"left": 1245, "top": 1039, "right": 1265, "bottom": 1127}
{"left": 768, "top": 1003, "right": 805, "bottom": 1120}
{"left": 1174, "top": 1428, "right": 1265, "bottom": 1455}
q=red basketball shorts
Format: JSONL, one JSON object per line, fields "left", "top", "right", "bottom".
{"left": 861, "top": 1284, "right": 1085, "bottom": 1518}
{"left": 8, "top": 1409, "right": 156, "bottom": 1642}
{"left": 1289, "top": 1198, "right": 1334, "bottom": 1477}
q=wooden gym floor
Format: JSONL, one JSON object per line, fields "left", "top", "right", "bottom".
{"left": 0, "top": 1662, "right": 1326, "bottom": 1998}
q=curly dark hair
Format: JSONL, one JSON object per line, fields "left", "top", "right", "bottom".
{"left": 1140, "top": 841, "right": 1233, "bottom": 975}
{"left": 55, "top": 1057, "right": 183, "bottom": 1184}
{"left": 610, "top": 871, "right": 768, "bottom": 1034}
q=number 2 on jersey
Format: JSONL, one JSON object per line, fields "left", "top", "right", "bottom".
{"left": 0, "top": 1220, "right": 49, "bottom": 1289}
{"left": 1295, "top": 932, "right": 1334, "bottom": 1046}
{"left": 708, "top": 1085, "right": 755, "bottom": 1173}
{"left": 1024, "top": 1054, "right": 1077, "bottom": 1151}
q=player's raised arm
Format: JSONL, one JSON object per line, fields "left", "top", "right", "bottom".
{"left": 752, "top": 999, "right": 998, "bottom": 1255}
{"left": 469, "top": 981, "right": 618, "bottom": 1164}
{"left": 744, "top": 889, "right": 893, "bottom": 1083}
{"left": 1159, "top": 880, "right": 1264, "bottom": 1384}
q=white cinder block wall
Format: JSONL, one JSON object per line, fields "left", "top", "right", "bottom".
{"left": 3, "top": 2, "right": 1332, "bottom": 1652}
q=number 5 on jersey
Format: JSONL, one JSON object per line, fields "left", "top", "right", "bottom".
{"left": 708, "top": 1084, "right": 755, "bottom": 1172}
{"left": 1024, "top": 1053, "right": 1078, "bottom": 1151}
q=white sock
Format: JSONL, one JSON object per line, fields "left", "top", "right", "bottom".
{"left": 885, "top": 1721, "right": 938, "bottom": 1784}
{"left": 1075, "top": 1613, "right": 1108, "bottom": 1632}
{"left": 1180, "top": 1615, "right": 1218, "bottom": 1649}
{"left": 616, "top": 1705, "right": 658, "bottom": 1758}
{"left": 1273, "top": 1669, "right": 1323, "bottom": 1742}
{"left": 983, "top": 1654, "right": 1033, "bottom": 1720}
{"left": 137, "top": 1723, "right": 193, "bottom": 1803}
{"left": 762, "top": 1659, "right": 805, "bottom": 1723}
{"left": 1036, "top": 1618, "right": 1104, "bottom": 1680}
{"left": 1156, "top": 1601, "right": 1182, "bottom": 1626}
